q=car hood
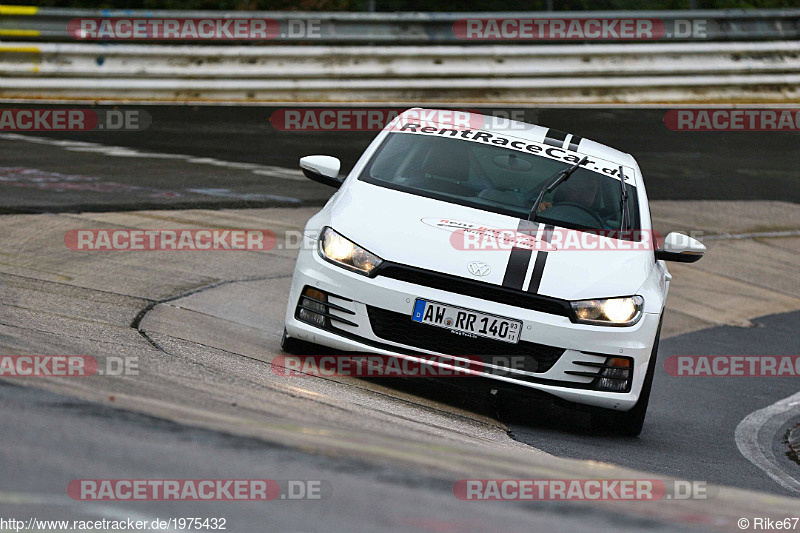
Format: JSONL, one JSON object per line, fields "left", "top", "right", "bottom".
{"left": 327, "top": 181, "right": 653, "bottom": 301}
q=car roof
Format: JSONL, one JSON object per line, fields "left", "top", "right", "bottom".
{"left": 393, "top": 107, "right": 639, "bottom": 177}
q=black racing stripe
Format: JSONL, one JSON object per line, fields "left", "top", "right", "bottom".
{"left": 527, "top": 252, "right": 548, "bottom": 294}
{"left": 501, "top": 220, "right": 538, "bottom": 290}
{"left": 543, "top": 128, "right": 568, "bottom": 147}
{"left": 502, "top": 247, "right": 531, "bottom": 289}
{"left": 568, "top": 136, "right": 583, "bottom": 151}
{"left": 528, "top": 225, "right": 554, "bottom": 294}
{"left": 541, "top": 224, "right": 555, "bottom": 244}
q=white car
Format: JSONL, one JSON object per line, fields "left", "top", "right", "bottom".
{"left": 282, "top": 108, "right": 705, "bottom": 436}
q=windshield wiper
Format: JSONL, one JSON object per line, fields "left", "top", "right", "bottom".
{"left": 618, "top": 165, "right": 630, "bottom": 231}
{"left": 528, "top": 156, "right": 588, "bottom": 221}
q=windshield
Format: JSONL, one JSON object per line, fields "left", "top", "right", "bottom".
{"left": 358, "top": 132, "right": 640, "bottom": 233}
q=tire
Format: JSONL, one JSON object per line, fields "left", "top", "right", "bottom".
{"left": 591, "top": 316, "right": 663, "bottom": 437}
{"left": 280, "top": 328, "right": 316, "bottom": 355}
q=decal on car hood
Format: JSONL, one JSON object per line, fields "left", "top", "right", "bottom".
{"left": 420, "top": 217, "right": 558, "bottom": 252}
{"left": 329, "top": 182, "right": 651, "bottom": 301}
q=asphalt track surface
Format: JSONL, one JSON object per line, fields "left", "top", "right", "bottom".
{"left": 1, "top": 382, "right": 618, "bottom": 532}
{"left": 0, "top": 379, "right": 704, "bottom": 533}
{"left": 0, "top": 265, "right": 797, "bottom": 531}
{"left": 0, "top": 104, "right": 799, "bottom": 214}
{"left": 0, "top": 317, "right": 794, "bottom": 533}
{"left": 0, "top": 106, "right": 798, "bottom": 531}
{"left": 507, "top": 311, "right": 800, "bottom": 496}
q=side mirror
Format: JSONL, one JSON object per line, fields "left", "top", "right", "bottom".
{"left": 655, "top": 232, "right": 706, "bottom": 263}
{"left": 299, "top": 155, "right": 342, "bottom": 188}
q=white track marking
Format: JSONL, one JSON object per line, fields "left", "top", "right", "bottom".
{"left": 0, "top": 132, "right": 305, "bottom": 181}
{"left": 735, "top": 391, "right": 800, "bottom": 493}
{"left": 702, "top": 230, "right": 800, "bottom": 241}
{"left": 186, "top": 187, "right": 300, "bottom": 203}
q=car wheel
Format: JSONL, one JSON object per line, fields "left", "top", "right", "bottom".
{"left": 280, "top": 328, "right": 316, "bottom": 355}
{"left": 591, "top": 316, "right": 663, "bottom": 437}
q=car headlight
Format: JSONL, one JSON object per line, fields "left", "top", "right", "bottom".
{"left": 319, "top": 227, "right": 383, "bottom": 275}
{"left": 570, "top": 296, "right": 644, "bottom": 326}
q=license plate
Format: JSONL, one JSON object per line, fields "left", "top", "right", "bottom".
{"left": 411, "top": 299, "right": 521, "bottom": 344}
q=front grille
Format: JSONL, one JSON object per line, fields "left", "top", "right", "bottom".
{"left": 367, "top": 306, "right": 565, "bottom": 373}
{"left": 373, "top": 262, "right": 572, "bottom": 318}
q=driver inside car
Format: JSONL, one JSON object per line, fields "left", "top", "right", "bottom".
{"left": 536, "top": 174, "right": 615, "bottom": 229}
{"left": 537, "top": 172, "right": 597, "bottom": 211}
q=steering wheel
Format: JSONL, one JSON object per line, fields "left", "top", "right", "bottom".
{"left": 542, "top": 201, "right": 606, "bottom": 228}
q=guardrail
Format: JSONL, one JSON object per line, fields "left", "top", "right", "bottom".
{"left": 1, "top": 7, "right": 799, "bottom": 43}
{"left": 1, "top": 40, "right": 799, "bottom": 103}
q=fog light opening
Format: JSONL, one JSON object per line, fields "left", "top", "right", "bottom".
{"left": 596, "top": 357, "right": 632, "bottom": 392}
{"left": 297, "top": 287, "right": 329, "bottom": 328}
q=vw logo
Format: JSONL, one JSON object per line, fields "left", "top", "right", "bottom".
{"left": 467, "top": 261, "right": 491, "bottom": 277}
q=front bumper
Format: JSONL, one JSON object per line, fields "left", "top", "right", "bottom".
{"left": 284, "top": 244, "right": 661, "bottom": 412}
